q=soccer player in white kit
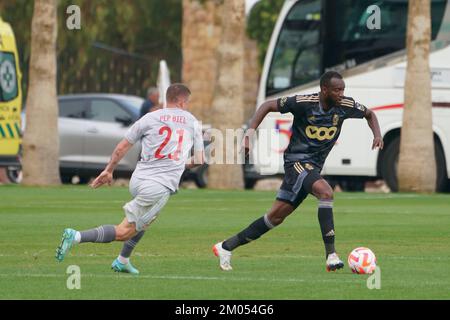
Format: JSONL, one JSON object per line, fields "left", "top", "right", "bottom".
{"left": 55, "top": 84, "right": 204, "bottom": 274}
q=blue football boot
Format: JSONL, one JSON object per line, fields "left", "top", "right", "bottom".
{"left": 111, "top": 258, "right": 140, "bottom": 275}
{"left": 56, "top": 228, "right": 77, "bottom": 262}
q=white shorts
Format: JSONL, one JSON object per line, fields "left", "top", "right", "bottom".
{"left": 123, "top": 176, "right": 171, "bottom": 232}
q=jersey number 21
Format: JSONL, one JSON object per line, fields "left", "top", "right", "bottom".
{"left": 154, "top": 126, "right": 184, "bottom": 161}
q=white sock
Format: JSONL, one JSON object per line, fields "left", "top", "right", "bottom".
{"left": 74, "top": 231, "right": 81, "bottom": 244}
{"left": 118, "top": 255, "right": 129, "bottom": 264}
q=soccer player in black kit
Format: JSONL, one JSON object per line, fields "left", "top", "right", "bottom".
{"left": 213, "top": 71, "right": 384, "bottom": 272}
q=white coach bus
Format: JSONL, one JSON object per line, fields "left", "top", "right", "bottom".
{"left": 245, "top": 0, "right": 450, "bottom": 192}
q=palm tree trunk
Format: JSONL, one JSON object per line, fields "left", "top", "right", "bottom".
{"left": 181, "top": 0, "right": 223, "bottom": 122}
{"left": 22, "top": 0, "right": 60, "bottom": 185}
{"left": 398, "top": 0, "right": 436, "bottom": 192}
{"left": 207, "top": 0, "right": 245, "bottom": 189}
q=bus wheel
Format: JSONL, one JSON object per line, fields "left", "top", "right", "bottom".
{"left": 381, "top": 136, "right": 448, "bottom": 192}
{"left": 60, "top": 174, "right": 73, "bottom": 184}
{"left": 338, "top": 179, "right": 365, "bottom": 192}
{"left": 78, "top": 176, "right": 90, "bottom": 184}
{"left": 244, "top": 178, "right": 258, "bottom": 189}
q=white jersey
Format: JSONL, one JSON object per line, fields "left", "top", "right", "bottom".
{"left": 125, "top": 108, "right": 204, "bottom": 192}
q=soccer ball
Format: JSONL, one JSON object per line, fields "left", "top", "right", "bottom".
{"left": 348, "top": 247, "right": 377, "bottom": 274}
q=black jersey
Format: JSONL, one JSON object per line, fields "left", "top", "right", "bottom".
{"left": 277, "top": 93, "right": 367, "bottom": 169}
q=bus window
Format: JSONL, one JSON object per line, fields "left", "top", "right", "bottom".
{"left": 266, "top": 0, "right": 322, "bottom": 96}
{"left": 266, "top": 0, "right": 447, "bottom": 96}
{"left": 323, "top": 0, "right": 447, "bottom": 71}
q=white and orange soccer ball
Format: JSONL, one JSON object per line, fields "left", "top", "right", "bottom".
{"left": 348, "top": 247, "right": 377, "bottom": 274}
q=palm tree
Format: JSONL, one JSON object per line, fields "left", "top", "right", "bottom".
{"left": 181, "top": 0, "right": 223, "bottom": 122}
{"left": 398, "top": 0, "right": 436, "bottom": 192}
{"left": 22, "top": 0, "right": 60, "bottom": 185}
{"left": 207, "top": 0, "right": 245, "bottom": 189}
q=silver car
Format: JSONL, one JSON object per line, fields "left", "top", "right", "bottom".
{"left": 58, "top": 94, "right": 143, "bottom": 183}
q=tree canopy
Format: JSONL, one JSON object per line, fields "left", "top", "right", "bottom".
{"left": 0, "top": 0, "right": 182, "bottom": 98}
{"left": 247, "top": 0, "right": 284, "bottom": 67}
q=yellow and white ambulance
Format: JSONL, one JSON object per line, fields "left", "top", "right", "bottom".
{"left": 0, "top": 15, "right": 22, "bottom": 179}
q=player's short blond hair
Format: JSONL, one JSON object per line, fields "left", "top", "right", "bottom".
{"left": 166, "top": 83, "right": 191, "bottom": 103}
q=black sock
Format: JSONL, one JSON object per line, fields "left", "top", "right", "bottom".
{"left": 318, "top": 200, "right": 335, "bottom": 257}
{"left": 222, "top": 214, "right": 274, "bottom": 251}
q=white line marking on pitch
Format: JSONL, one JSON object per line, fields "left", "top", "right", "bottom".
{"left": 1, "top": 273, "right": 449, "bottom": 287}
{"left": 0, "top": 273, "right": 359, "bottom": 283}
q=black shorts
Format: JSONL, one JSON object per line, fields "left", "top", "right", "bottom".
{"left": 276, "top": 161, "right": 322, "bottom": 209}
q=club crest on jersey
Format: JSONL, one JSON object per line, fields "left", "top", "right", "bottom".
{"left": 305, "top": 163, "right": 314, "bottom": 171}
{"left": 332, "top": 114, "right": 339, "bottom": 126}
{"left": 279, "top": 97, "right": 288, "bottom": 108}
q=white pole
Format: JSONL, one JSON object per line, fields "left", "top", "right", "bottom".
{"left": 157, "top": 60, "right": 171, "bottom": 108}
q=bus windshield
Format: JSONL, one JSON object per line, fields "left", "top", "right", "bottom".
{"left": 266, "top": 0, "right": 448, "bottom": 96}
{"left": 266, "top": 0, "right": 322, "bottom": 96}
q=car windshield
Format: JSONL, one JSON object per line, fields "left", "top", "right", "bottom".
{"left": 117, "top": 96, "right": 144, "bottom": 119}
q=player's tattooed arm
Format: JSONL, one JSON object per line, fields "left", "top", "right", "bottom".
{"left": 364, "top": 108, "right": 384, "bottom": 150}
{"left": 242, "top": 100, "right": 278, "bottom": 155}
{"left": 90, "top": 139, "right": 134, "bottom": 188}
{"left": 105, "top": 139, "right": 134, "bottom": 173}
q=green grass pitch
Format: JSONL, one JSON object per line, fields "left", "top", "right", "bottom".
{"left": 0, "top": 185, "right": 449, "bottom": 299}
